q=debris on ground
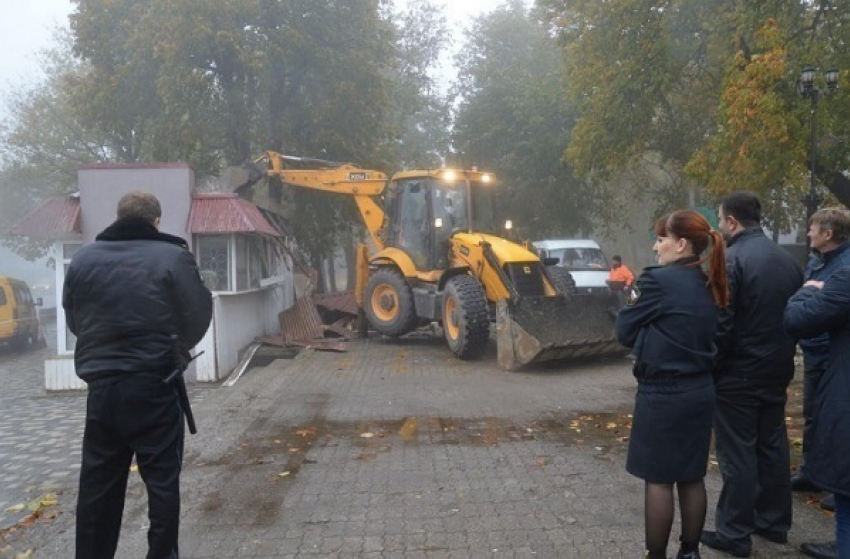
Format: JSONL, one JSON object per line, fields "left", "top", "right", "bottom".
{"left": 258, "top": 281, "right": 361, "bottom": 357}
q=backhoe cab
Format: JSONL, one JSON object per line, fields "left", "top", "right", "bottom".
{"left": 245, "top": 151, "right": 623, "bottom": 369}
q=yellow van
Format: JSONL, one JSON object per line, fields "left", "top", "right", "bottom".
{"left": 0, "top": 277, "right": 43, "bottom": 348}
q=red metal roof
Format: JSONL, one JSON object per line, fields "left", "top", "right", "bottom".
{"left": 279, "top": 292, "right": 326, "bottom": 343}
{"left": 313, "top": 290, "right": 358, "bottom": 316}
{"left": 188, "top": 194, "right": 281, "bottom": 236}
{"left": 7, "top": 197, "right": 81, "bottom": 237}
{"left": 7, "top": 193, "right": 281, "bottom": 238}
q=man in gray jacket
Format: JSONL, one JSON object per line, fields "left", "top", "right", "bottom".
{"left": 701, "top": 191, "right": 803, "bottom": 557}
{"left": 64, "top": 191, "right": 212, "bottom": 559}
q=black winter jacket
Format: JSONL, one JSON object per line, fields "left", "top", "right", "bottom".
{"left": 714, "top": 227, "right": 802, "bottom": 384}
{"left": 784, "top": 266, "right": 850, "bottom": 497}
{"left": 616, "top": 257, "right": 718, "bottom": 380}
{"left": 63, "top": 218, "right": 213, "bottom": 383}
{"left": 799, "top": 241, "right": 850, "bottom": 370}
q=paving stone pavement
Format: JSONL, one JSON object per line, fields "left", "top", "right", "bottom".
{"left": 0, "top": 345, "right": 84, "bottom": 523}
{"left": 0, "top": 343, "right": 209, "bottom": 533}
{"left": 0, "top": 336, "right": 836, "bottom": 558}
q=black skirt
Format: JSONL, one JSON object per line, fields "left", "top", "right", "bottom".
{"left": 626, "top": 375, "right": 715, "bottom": 483}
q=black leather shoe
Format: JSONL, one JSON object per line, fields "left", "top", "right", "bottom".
{"left": 753, "top": 528, "right": 788, "bottom": 544}
{"left": 676, "top": 537, "right": 700, "bottom": 558}
{"left": 791, "top": 471, "right": 821, "bottom": 492}
{"left": 820, "top": 493, "right": 836, "bottom": 511}
{"left": 800, "top": 541, "right": 838, "bottom": 559}
{"left": 700, "top": 531, "right": 750, "bottom": 557}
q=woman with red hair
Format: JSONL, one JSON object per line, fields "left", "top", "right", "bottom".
{"left": 616, "top": 210, "right": 728, "bottom": 559}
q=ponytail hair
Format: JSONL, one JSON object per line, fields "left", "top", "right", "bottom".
{"left": 656, "top": 210, "right": 729, "bottom": 308}
{"left": 706, "top": 230, "right": 728, "bottom": 308}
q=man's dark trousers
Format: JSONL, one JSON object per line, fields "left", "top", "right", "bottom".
{"left": 76, "top": 375, "right": 184, "bottom": 559}
{"left": 802, "top": 367, "right": 826, "bottom": 470}
{"left": 713, "top": 377, "right": 793, "bottom": 543}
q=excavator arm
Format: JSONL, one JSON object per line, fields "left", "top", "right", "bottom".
{"left": 248, "top": 151, "right": 389, "bottom": 251}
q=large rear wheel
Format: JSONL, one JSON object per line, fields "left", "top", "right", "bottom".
{"left": 364, "top": 268, "right": 418, "bottom": 337}
{"left": 545, "top": 265, "right": 577, "bottom": 298}
{"left": 443, "top": 275, "right": 490, "bottom": 360}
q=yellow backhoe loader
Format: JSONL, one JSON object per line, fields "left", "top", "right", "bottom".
{"left": 242, "top": 151, "right": 623, "bottom": 369}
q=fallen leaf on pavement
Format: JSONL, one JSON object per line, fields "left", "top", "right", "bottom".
{"left": 37, "top": 494, "right": 57, "bottom": 508}
{"left": 399, "top": 418, "right": 418, "bottom": 438}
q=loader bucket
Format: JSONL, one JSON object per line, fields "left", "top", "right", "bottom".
{"left": 496, "top": 292, "right": 625, "bottom": 370}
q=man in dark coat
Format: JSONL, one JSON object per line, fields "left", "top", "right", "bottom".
{"left": 791, "top": 208, "right": 850, "bottom": 559}
{"left": 701, "top": 191, "right": 803, "bottom": 557}
{"left": 785, "top": 266, "right": 850, "bottom": 558}
{"left": 64, "top": 191, "right": 213, "bottom": 559}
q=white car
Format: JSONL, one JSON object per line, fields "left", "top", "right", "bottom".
{"left": 532, "top": 239, "right": 611, "bottom": 294}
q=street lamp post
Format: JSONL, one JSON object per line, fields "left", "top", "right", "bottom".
{"left": 798, "top": 66, "right": 839, "bottom": 243}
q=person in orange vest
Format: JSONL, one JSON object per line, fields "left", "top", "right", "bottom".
{"left": 609, "top": 255, "right": 635, "bottom": 290}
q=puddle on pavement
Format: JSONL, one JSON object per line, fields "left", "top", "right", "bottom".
{"left": 191, "top": 408, "right": 636, "bottom": 525}
{"left": 197, "top": 409, "right": 634, "bottom": 479}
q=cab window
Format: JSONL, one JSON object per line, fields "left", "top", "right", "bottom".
{"left": 0, "top": 287, "right": 6, "bottom": 306}
{"left": 395, "top": 180, "right": 431, "bottom": 269}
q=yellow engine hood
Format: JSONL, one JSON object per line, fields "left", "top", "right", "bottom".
{"left": 452, "top": 232, "right": 537, "bottom": 264}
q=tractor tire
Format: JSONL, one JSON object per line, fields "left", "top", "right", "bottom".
{"left": 443, "top": 274, "right": 490, "bottom": 360}
{"left": 364, "top": 268, "right": 418, "bottom": 337}
{"left": 545, "top": 265, "right": 577, "bottom": 298}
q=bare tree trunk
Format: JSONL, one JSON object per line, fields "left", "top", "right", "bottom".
{"left": 311, "top": 254, "right": 327, "bottom": 293}
{"left": 327, "top": 253, "right": 337, "bottom": 293}
{"left": 344, "top": 237, "right": 357, "bottom": 290}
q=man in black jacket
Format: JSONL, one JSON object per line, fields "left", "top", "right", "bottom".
{"left": 64, "top": 191, "right": 212, "bottom": 559}
{"left": 701, "top": 191, "right": 803, "bottom": 557}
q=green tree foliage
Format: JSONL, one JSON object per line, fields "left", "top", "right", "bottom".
{"left": 68, "top": 0, "right": 397, "bottom": 173}
{"left": 3, "top": 1, "right": 453, "bottom": 271}
{"left": 541, "top": 0, "right": 850, "bottom": 223}
{"left": 452, "top": 1, "right": 594, "bottom": 238}
{"left": 382, "top": 1, "right": 452, "bottom": 169}
{"left": 686, "top": 20, "right": 807, "bottom": 233}
{"left": 0, "top": 37, "right": 108, "bottom": 258}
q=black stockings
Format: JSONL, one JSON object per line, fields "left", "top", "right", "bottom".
{"left": 677, "top": 479, "right": 707, "bottom": 548}
{"left": 645, "top": 482, "right": 675, "bottom": 555}
{"left": 645, "top": 479, "right": 706, "bottom": 556}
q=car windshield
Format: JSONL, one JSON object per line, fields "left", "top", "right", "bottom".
{"left": 549, "top": 248, "right": 609, "bottom": 271}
